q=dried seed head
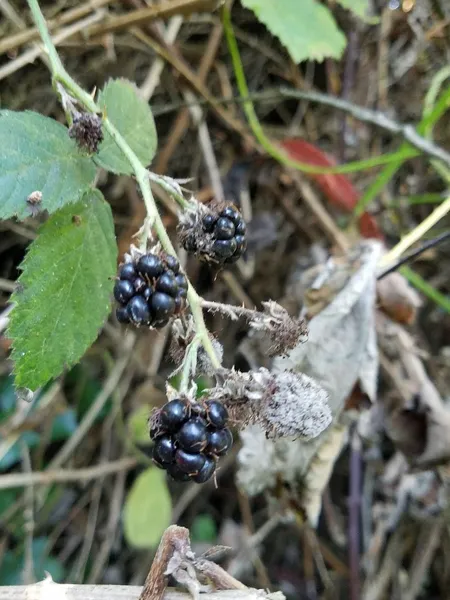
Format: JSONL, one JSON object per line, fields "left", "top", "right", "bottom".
{"left": 207, "top": 367, "right": 331, "bottom": 440}
{"left": 249, "top": 301, "right": 308, "bottom": 356}
{"left": 169, "top": 318, "right": 223, "bottom": 376}
{"left": 69, "top": 112, "right": 104, "bottom": 154}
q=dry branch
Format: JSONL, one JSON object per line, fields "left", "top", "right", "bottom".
{"left": 0, "top": 585, "right": 283, "bottom": 600}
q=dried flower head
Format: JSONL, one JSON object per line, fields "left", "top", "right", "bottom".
{"left": 69, "top": 112, "right": 103, "bottom": 154}
{"left": 169, "top": 318, "right": 223, "bottom": 377}
{"left": 207, "top": 367, "right": 331, "bottom": 440}
{"left": 249, "top": 301, "right": 308, "bottom": 357}
{"left": 237, "top": 425, "right": 304, "bottom": 495}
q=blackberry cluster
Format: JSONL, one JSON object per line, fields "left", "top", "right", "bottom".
{"left": 150, "top": 398, "right": 233, "bottom": 483}
{"left": 114, "top": 252, "right": 187, "bottom": 328}
{"left": 181, "top": 203, "right": 247, "bottom": 265}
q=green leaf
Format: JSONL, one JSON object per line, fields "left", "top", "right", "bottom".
{"left": 336, "top": 0, "right": 370, "bottom": 19}
{"left": 241, "top": 0, "right": 346, "bottom": 63}
{"left": 191, "top": 514, "right": 217, "bottom": 543}
{"left": 8, "top": 189, "right": 117, "bottom": 391}
{"left": 0, "top": 110, "right": 96, "bottom": 221}
{"left": 0, "top": 431, "right": 40, "bottom": 471}
{"left": 123, "top": 467, "right": 171, "bottom": 549}
{"left": 95, "top": 79, "right": 157, "bottom": 174}
{"left": 127, "top": 405, "right": 151, "bottom": 446}
{"left": 50, "top": 409, "right": 78, "bottom": 442}
{"left": 0, "top": 538, "right": 65, "bottom": 585}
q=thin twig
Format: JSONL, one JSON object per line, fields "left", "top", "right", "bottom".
{"left": 377, "top": 230, "right": 450, "bottom": 279}
{"left": 0, "top": 457, "right": 137, "bottom": 490}
{"left": 379, "top": 195, "right": 450, "bottom": 268}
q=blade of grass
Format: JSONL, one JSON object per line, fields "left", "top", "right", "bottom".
{"left": 401, "top": 266, "right": 450, "bottom": 313}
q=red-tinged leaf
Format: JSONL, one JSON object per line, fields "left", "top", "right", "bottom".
{"left": 279, "top": 138, "right": 384, "bottom": 240}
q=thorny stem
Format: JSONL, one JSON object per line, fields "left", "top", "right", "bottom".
{"left": 179, "top": 337, "right": 200, "bottom": 394}
{"left": 147, "top": 172, "right": 191, "bottom": 210}
{"left": 200, "top": 299, "right": 257, "bottom": 321}
{"left": 27, "top": 0, "right": 220, "bottom": 371}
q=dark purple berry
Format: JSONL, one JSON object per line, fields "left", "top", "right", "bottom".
{"left": 212, "top": 238, "right": 237, "bottom": 259}
{"left": 206, "top": 428, "right": 233, "bottom": 456}
{"left": 154, "top": 318, "right": 170, "bottom": 328}
{"left": 175, "top": 273, "right": 188, "bottom": 290}
{"left": 152, "top": 453, "right": 166, "bottom": 470}
{"left": 150, "top": 292, "right": 175, "bottom": 320}
{"left": 174, "top": 296, "right": 185, "bottom": 314}
{"left": 176, "top": 418, "right": 208, "bottom": 452}
{"left": 116, "top": 307, "right": 130, "bottom": 323}
{"left": 114, "top": 279, "right": 134, "bottom": 304}
{"left": 127, "top": 295, "right": 150, "bottom": 325}
{"left": 143, "top": 286, "right": 153, "bottom": 301}
{"left": 235, "top": 235, "right": 246, "bottom": 252}
{"left": 220, "top": 205, "right": 240, "bottom": 223}
{"left": 166, "top": 463, "right": 191, "bottom": 482}
{"left": 175, "top": 449, "right": 206, "bottom": 474}
{"left": 215, "top": 217, "right": 235, "bottom": 240}
{"left": 165, "top": 255, "right": 180, "bottom": 274}
{"left": 119, "top": 263, "right": 136, "bottom": 281}
{"left": 159, "top": 399, "right": 190, "bottom": 431}
{"left": 137, "top": 254, "right": 164, "bottom": 278}
{"left": 153, "top": 435, "right": 176, "bottom": 464}
{"left": 205, "top": 401, "right": 228, "bottom": 429}
{"left": 235, "top": 220, "right": 246, "bottom": 235}
{"left": 156, "top": 272, "right": 178, "bottom": 297}
{"left": 202, "top": 214, "right": 217, "bottom": 232}
{"left": 133, "top": 276, "right": 146, "bottom": 293}
{"left": 191, "top": 456, "right": 216, "bottom": 483}
{"left": 149, "top": 425, "right": 165, "bottom": 441}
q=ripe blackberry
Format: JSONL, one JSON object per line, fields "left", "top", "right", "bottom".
{"left": 149, "top": 397, "right": 233, "bottom": 484}
{"left": 178, "top": 202, "right": 247, "bottom": 265}
{"left": 113, "top": 249, "right": 188, "bottom": 329}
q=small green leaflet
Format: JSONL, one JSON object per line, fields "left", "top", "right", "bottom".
{"left": 0, "top": 110, "right": 96, "bottom": 221}
{"left": 8, "top": 190, "right": 117, "bottom": 391}
{"left": 123, "top": 467, "right": 171, "bottom": 549}
{"left": 241, "top": 0, "right": 346, "bottom": 63}
{"left": 336, "top": 0, "right": 371, "bottom": 21}
{"left": 95, "top": 79, "right": 158, "bottom": 175}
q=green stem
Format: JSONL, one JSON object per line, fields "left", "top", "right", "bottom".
{"left": 147, "top": 171, "right": 191, "bottom": 210}
{"left": 179, "top": 337, "right": 200, "bottom": 393}
{"left": 221, "top": 5, "right": 423, "bottom": 176}
{"left": 27, "top": 0, "right": 219, "bottom": 369}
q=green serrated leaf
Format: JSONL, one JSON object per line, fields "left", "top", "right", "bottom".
{"left": 0, "top": 110, "right": 96, "bottom": 221}
{"left": 336, "top": 0, "right": 376, "bottom": 22}
{"left": 8, "top": 189, "right": 117, "bottom": 391}
{"left": 241, "top": 0, "right": 346, "bottom": 63}
{"left": 123, "top": 468, "right": 171, "bottom": 549}
{"left": 95, "top": 79, "right": 157, "bottom": 174}
{"left": 127, "top": 405, "right": 151, "bottom": 446}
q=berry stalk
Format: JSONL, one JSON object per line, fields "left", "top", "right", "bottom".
{"left": 26, "top": 0, "right": 220, "bottom": 371}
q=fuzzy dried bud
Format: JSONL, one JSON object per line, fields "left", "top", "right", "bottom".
{"left": 169, "top": 318, "right": 223, "bottom": 377}
{"left": 69, "top": 112, "right": 103, "bottom": 154}
{"left": 207, "top": 367, "right": 331, "bottom": 440}
{"left": 177, "top": 200, "right": 217, "bottom": 261}
{"left": 249, "top": 301, "right": 308, "bottom": 356}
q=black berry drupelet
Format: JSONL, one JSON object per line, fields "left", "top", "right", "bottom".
{"left": 114, "top": 250, "right": 187, "bottom": 328}
{"left": 149, "top": 397, "right": 232, "bottom": 484}
{"left": 178, "top": 202, "right": 247, "bottom": 265}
